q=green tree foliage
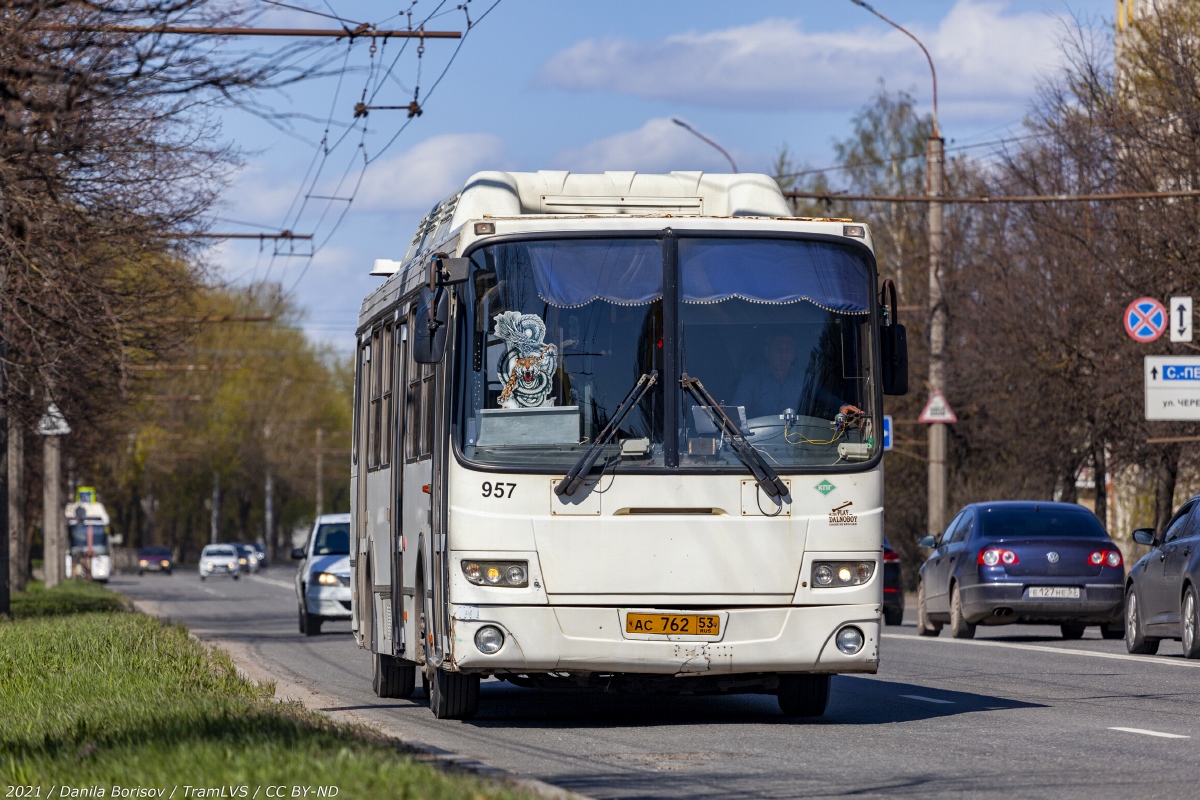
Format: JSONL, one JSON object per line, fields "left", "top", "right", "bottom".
{"left": 87, "top": 285, "right": 352, "bottom": 561}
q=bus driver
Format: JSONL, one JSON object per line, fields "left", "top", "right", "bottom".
{"left": 733, "top": 333, "right": 864, "bottom": 422}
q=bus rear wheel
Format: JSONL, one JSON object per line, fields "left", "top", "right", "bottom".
{"left": 428, "top": 667, "right": 480, "bottom": 720}
{"left": 373, "top": 654, "right": 416, "bottom": 698}
{"left": 777, "top": 674, "right": 831, "bottom": 718}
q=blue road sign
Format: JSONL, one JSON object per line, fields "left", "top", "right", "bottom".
{"left": 883, "top": 414, "right": 893, "bottom": 451}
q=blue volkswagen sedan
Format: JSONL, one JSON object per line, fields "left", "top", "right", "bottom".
{"left": 916, "top": 501, "right": 1125, "bottom": 640}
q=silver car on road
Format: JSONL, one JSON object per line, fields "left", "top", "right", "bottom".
{"left": 293, "top": 513, "right": 352, "bottom": 636}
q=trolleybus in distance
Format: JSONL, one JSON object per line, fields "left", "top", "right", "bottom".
{"left": 350, "top": 170, "right": 908, "bottom": 719}
{"left": 65, "top": 486, "right": 113, "bottom": 582}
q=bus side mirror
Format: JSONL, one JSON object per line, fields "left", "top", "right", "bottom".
{"left": 435, "top": 256, "right": 470, "bottom": 286}
{"left": 413, "top": 285, "right": 450, "bottom": 364}
{"left": 881, "top": 323, "right": 909, "bottom": 396}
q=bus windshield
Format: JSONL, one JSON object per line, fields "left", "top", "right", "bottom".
{"left": 69, "top": 524, "right": 109, "bottom": 552}
{"left": 457, "top": 236, "right": 876, "bottom": 471}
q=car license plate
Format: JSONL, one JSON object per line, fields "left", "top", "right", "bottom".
{"left": 625, "top": 613, "right": 720, "bottom": 636}
{"left": 1028, "top": 586, "right": 1080, "bottom": 599}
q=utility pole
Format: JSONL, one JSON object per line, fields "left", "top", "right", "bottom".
{"left": 8, "top": 418, "right": 23, "bottom": 593}
{"left": 848, "top": 0, "right": 947, "bottom": 536}
{"left": 0, "top": 358, "right": 7, "bottom": 617}
{"left": 210, "top": 470, "right": 221, "bottom": 544}
{"left": 315, "top": 427, "right": 324, "bottom": 518}
{"left": 926, "top": 135, "right": 947, "bottom": 537}
{"left": 37, "top": 403, "right": 70, "bottom": 589}
{"left": 264, "top": 424, "right": 274, "bottom": 559}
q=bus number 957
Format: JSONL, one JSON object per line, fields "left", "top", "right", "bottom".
{"left": 482, "top": 482, "right": 516, "bottom": 498}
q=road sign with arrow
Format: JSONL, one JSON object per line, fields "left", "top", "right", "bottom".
{"left": 1170, "top": 296, "right": 1193, "bottom": 343}
{"left": 1145, "top": 356, "right": 1200, "bottom": 420}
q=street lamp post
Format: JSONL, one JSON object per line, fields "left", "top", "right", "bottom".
{"left": 671, "top": 118, "right": 738, "bottom": 173}
{"left": 848, "top": 0, "right": 948, "bottom": 537}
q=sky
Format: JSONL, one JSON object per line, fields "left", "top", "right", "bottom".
{"left": 205, "top": 0, "right": 1115, "bottom": 351}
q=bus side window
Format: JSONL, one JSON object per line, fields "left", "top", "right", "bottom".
{"left": 405, "top": 310, "right": 422, "bottom": 462}
{"left": 380, "top": 323, "right": 394, "bottom": 468}
{"left": 370, "top": 326, "right": 383, "bottom": 469}
{"left": 420, "top": 360, "right": 435, "bottom": 459}
{"left": 353, "top": 342, "right": 369, "bottom": 466}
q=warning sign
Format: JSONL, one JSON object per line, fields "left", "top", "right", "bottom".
{"left": 919, "top": 390, "right": 957, "bottom": 424}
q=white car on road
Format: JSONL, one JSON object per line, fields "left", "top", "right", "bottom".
{"left": 293, "top": 513, "right": 352, "bottom": 636}
{"left": 199, "top": 544, "right": 240, "bottom": 580}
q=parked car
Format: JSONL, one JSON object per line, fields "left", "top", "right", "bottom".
{"left": 1125, "top": 495, "right": 1200, "bottom": 657}
{"left": 199, "top": 544, "right": 240, "bottom": 581}
{"left": 916, "top": 501, "right": 1125, "bottom": 640}
{"left": 137, "top": 546, "right": 174, "bottom": 576}
{"left": 882, "top": 539, "right": 904, "bottom": 626}
{"left": 293, "top": 513, "right": 352, "bottom": 636}
{"left": 233, "top": 543, "right": 262, "bottom": 574}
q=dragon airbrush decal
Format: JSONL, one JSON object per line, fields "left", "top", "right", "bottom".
{"left": 493, "top": 311, "right": 558, "bottom": 408}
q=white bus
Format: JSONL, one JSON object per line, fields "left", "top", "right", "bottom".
{"left": 350, "top": 171, "right": 908, "bottom": 719}
{"left": 65, "top": 498, "right": 112, "bottom": 582}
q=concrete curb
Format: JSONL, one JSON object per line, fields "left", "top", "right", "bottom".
{"left": 129, "top": 596, "right": 596, "bottom": 800}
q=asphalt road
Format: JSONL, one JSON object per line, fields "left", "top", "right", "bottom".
{"left": 115, "top": 570, "right": 1200, "bottom": 800}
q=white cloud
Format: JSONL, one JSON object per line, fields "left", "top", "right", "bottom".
{"left": 537, "top": 1, "right": 1064, "bottom": 120}
{"left": 554, "top": 117, "right": 744, "bottom": 174}
{"left": 354, "top": 133, "right": 508, "bottom": 212}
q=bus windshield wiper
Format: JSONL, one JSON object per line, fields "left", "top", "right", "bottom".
{"left": 680, "top": 373, "right": 789, "bottom": 500}
{"left": 555, "top": 371, "right": 659, "bottom": 497}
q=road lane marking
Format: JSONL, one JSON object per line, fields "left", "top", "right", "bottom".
{"left": 900, "top": 694, "right": 955, "bottom": 704}
{"left": 199, "top": 586, "right": 221, "bottom": 596}
{"left": 252, "top": 575, "right": 295, "bottom": 591}
{"left": 883, "top": 633, "right": 1200, "bottom": 668}
{"left": 1109, "top": 727, "right": 1190, "bottom": 739}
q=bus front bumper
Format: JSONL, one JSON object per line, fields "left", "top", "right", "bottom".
{"left": 447, "top": 603, "right": 880, "bottom": 675}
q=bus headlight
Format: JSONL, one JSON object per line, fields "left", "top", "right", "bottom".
{"left": 474, "top": 625, "right": 504, "bottom": 654}
{"left": 836, "top": 626, "right": 865, "bottom": 654}
{"left": 461, "top": 561, "right": 529, "bottom": 588}
{"left": 812, "top": 561, "right": 875, "bottom": 587}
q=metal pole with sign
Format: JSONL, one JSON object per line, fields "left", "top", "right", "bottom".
{"left": 37, "top": 403, "right": 70, "bottom": 588}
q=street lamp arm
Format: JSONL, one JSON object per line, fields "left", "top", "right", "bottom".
{"left": 671, "top": 118, "right": 738, "bottom": 173}
{"left": 848, "top": 0, "right": 939, "bottom": 137}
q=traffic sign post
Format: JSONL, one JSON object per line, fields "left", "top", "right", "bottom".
{"left": 1125, "top": 297, "right": 1168, "bottom": 343}
{"left": 1145, "top": 356, "right": 1200, "bottom": 420}
{"left": 919, "top": 390, "right": 958, "bottom": 424}
{"left": 37, "top": 403, "right": 70, "bottom": 589}
{"left": 882, "top": 414, "right": 893, "bottom": 451}
{"left": 1170, "top": 296, "right": 1193, "bottom": 343}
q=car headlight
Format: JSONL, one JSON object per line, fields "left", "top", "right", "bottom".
{"left": 812, "top": 561, "right": 875, "bottom": 587}
{"left": 239, "top": 558, "right": 247, "bottom": 564}
{"left": 161, "top": 560, "right": 170, "bottom": 567}
{"left": 227, "top": 561, "right": 236, "bottom": 570}
{"left": 461, "top": 560, "right": 529, "bottom": 587}
{"left": 206, "top": 561, "right": 214, "bottom": 569}
{"left": 316, "top": 572, "right": 340, "bottom": 586}
{"left": 139, "top": 560, "right": 148, "bottom": 566}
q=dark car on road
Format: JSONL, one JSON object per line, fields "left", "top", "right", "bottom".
{"left": 1125, "top": 495, "right": 1200, "bottom": 658}
{"left": 916, "top": 501, "right": 1125, "bottom": 640}
{"left": 137, "top": 546, "right": 174, "bottom": 575}
{"left": 883, "top": 539, "right": 904, "bottom": 625}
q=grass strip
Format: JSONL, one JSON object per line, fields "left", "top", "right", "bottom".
{"left": 1, "top": 580, "right": 532, "bottom": 799}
